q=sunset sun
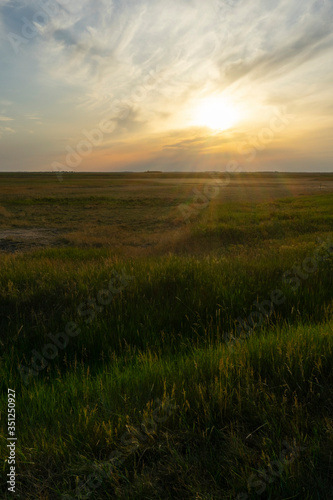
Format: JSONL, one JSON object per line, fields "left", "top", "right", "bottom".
{"left": 192, "top": 96, "right": 240, "bottom": 131}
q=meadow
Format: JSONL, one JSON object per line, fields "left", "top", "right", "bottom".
{"left": 1, "top": 172, "right": 333, "bottom": 499}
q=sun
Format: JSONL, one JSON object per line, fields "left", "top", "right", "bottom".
{"left": 192, "top": 96, "right": 240, "bottom": 131}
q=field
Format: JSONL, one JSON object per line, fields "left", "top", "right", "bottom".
{"left": 1, "top": 172, "right": 333, "bottom": 499}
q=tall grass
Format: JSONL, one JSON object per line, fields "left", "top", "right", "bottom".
{"left": 1, "top": 191, "right": 333, "bottom": 498}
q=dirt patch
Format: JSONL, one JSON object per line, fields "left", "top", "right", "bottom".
{"left": 0, "top": 228, "right": 66, "bottom": 253}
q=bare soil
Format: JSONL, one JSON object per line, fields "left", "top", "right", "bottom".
{"left": 0, "top": 228, "right": 65, "bottom": 253}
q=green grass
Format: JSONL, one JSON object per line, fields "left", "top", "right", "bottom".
{"left": 1, "top": 174, "right": 333, "bottom": 498}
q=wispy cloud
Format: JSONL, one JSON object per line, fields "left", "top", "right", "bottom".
{"left": 0, "top": 0, "right": 332, "bottom": 171}
{"left": 0, "top": 99, "right": 13, "bottom": 106}
{"left": 0, "top": 125, "right": 15, "bottom": 138}
{"left": 24, "top": 114, "right": 41, "bottom": 120}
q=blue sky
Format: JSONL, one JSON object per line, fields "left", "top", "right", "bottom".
{"left": 0, "top": 0, "right": 332, "bottom": 172}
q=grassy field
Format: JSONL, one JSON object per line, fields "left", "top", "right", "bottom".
{"left": 1, "top": 172, "right": 333, "bottom": 499}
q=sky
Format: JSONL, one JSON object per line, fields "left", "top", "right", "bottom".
{"left": 0, "top": 0, "right": 332, "bottom": 173}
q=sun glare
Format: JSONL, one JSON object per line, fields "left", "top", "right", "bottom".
{"left": 192, "top": 96, "right": 240, "bottom": 131}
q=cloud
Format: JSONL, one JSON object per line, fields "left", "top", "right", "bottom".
{"left": 0, "top": 125, "right": 15, "bottom": 138}
{"left": 223, "top": 26, "right": 333, "bottom": 86}
{"left": 217, "top": 0, "right": 333, "bottom": 88}
{"left": 24, "top": 114, "right": 42, "bottom": 121}
{"left": 0, "top": 0, "right": 332, "bottom": 171}
{"left": 37, "top": 1, "right": 225, "bottom": 94}
{"left": 164, "top": 129, "right": 243, "bottom": 152}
